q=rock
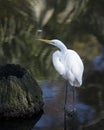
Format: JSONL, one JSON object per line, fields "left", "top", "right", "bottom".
{"left": 0, "top": 64, "right": 43, "bottom": 119}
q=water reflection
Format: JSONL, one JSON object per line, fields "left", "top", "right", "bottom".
{"left": 0, "top": 80, "right": 103, "bottom": 130}
{"left": 75, "top": 103, "right": 95, "bottom": 124}
{"left": 92, "top": 45, "right": 104, "bottom": 71}
{"left": 34, "top": 80, "right": 65, "bottom": 130}
{"left": 0, "top": 117, "right": 40, "bottom": 130}
{"left": 34, "top": 80, "right": 103, "bottom": 130}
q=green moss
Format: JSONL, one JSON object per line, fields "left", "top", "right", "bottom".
{"left": 0, "top": 69, "right": 43, "bottom": 118}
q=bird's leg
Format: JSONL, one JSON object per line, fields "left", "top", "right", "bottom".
{"left": 64, "top": 80, "right": 69, "bottom": 130}
{"left": 72, "top": 85, "right": 76, "bottom": 112}
{"left": 65, "top": 80, "right": 68, "bottom": 108}
{"left": 73, "top": 86, "right": 75, "bottom": 109}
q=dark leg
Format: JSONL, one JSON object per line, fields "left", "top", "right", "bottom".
{"left": 72, "top": 86, "right": 76, "bottom": 112}
{"left": 64, "top": 83, "right": 78, "bottom": 130}
{"left": 69, "top": 85, "right": 76, "bottom": 112}
{"left": 64, "top": 80, "right": 69, "bottom": 130}
{"left": 73, "top": 86, "right": 75, "bottom": 109}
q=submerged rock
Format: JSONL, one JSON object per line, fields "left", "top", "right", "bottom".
{"left": 0, "top": 64, "right": 43, "bottom": 119}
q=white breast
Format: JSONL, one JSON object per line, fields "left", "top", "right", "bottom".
{"left": 52, "top": 50, "right": 84, "bottom": 87}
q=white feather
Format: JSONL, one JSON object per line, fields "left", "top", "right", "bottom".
{"left": 51, "top": 39, "right": 84, "bottom": 87}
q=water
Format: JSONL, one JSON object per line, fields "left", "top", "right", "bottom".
{"left": 0, "top": 1, "right": 104, "bottom": 130}
{"left": 34, "top": 80, "right": 65, "bottom": 130}
{"left": 34, "top": 80, "right": 104, "bottom": 130}
{"left": 0, "top": 79, "right": 103, "bottom": 130}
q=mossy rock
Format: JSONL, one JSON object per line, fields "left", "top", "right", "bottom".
{"left": 0, "top": 64, "right": 43, "bottom": 118}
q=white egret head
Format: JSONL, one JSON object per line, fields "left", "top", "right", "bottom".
{"left": 38, "top": 39, "right": 67, "bottom": 52}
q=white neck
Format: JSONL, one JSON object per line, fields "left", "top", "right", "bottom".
{"left": 58, "top": 43, "right": 67, "bottom": 52}
{"left": 52, "top": 39, "right": 67, "bottom": 52}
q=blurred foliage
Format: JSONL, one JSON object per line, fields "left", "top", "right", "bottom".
{"left": 0, "top": 0, "right": 104, "bottom": 79}
{"left": 72, "top": 35, "right": 99, "bottom": 60}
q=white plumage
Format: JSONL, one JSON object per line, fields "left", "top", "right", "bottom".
{"left": 38, "top": 39, "right": 84, "bottom": 130}
{"left": 51, "top": 39, "right": 84, "bottom": 87}
{"left": 38, "top": 39, "right": 84, "bottom": 87}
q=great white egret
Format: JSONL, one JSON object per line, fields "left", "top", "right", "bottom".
{"left": 38, "top": 39, "right": 84, "bottom": 129}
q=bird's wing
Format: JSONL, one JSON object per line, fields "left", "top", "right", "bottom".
{"left": 52, "top": 51, "right": 65, "bottom": 76}
{"left": 65, "top": 50, "right": 84, "bottom": 86}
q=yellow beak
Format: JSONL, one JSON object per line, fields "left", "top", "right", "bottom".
{"left": 38, "top": 39, "right": 51, "bottom": 44}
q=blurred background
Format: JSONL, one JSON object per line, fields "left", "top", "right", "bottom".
{"left": 0, "top": 0, "right": 104, "bottom": 130}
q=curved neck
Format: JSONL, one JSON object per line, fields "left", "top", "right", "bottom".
{"left": 51, "top": 39, "right": 67, "bottom": 52}
{"left": 58, "top": 43, "right": 67, "bottom": 52}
